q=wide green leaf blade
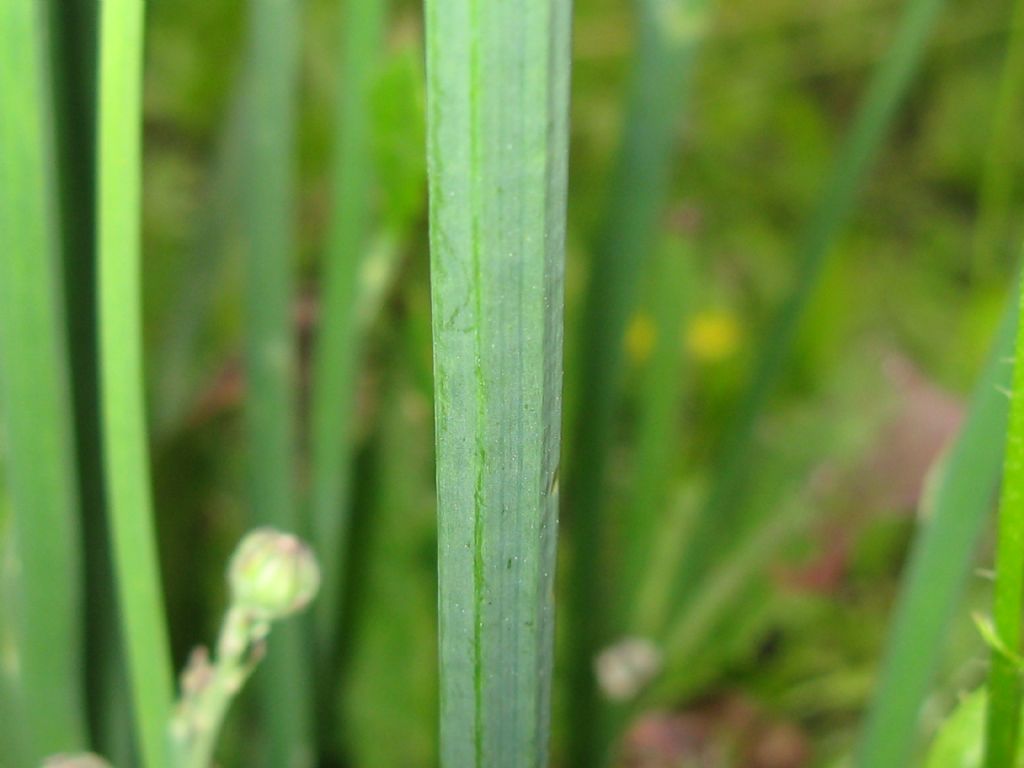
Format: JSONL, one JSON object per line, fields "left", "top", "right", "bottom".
{"left": 425, "top": 0, "right": 571, "bottom": 762}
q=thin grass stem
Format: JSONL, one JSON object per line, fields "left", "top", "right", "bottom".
{"left": 151, "top": 84, "right": 246, "bottom": 438}
{"left": 97, "top": 0, "right": 176, "bottom": 765}
{"left": 563, "top": 2, "right": 711, "bottom": 762}
{"left": 982, "top": 271, "right": 1024, "bottom": 766}
{"left": 238, "top": 0, "right": 312, "bottom": 763}
{"left": 309, "top": 0, "right": 388, "bottom": 677}
{"left": 624, "top": 238, "right": 693, "bottom": 630}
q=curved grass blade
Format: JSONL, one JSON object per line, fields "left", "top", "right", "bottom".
{"left": 97, "top": 0, "right": 176, "bottom": 765}
{"left": 854, "top": 285, "right": 1018, "bottom": 768}
{"left": 237, "top": 0, "right": 312, "bottom": 764}
{"left": 0, "top": 1, "right": 88, "bottom": 758}
{"left": 666, "top": 0, "right": 955, "bottom": 617}
{"left": 425, "top": 0, "right": 571, "bottom": 762}
{"left": 563, "top": 2, "right": 711, "bottom": 761}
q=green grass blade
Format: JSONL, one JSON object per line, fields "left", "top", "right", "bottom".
{"left": 983, "top": 275, "right": 1024, "bottom": 766}
{"left": 238, "top": 0, "right": 312, "bottom": 764}
{"left": 151, "top": 84, "right": 246, "bottom": 438}
{"left": 97, "top": 1, "right": 176, "bottom": 765}
{"left": 47, "top": 1, "right": 130, "bottom": 757}
{"left": 853, "top": 286, "right": 1018, "bottom": 768}
{"left": 47, "top": 0, "right": 98, "bottom": 332}
{"left": 625, "top": 238, "right": 693, "bottom": 631}
{"left": 666, "top": 0, "right": 953, "bottom": 613}
{"left": 309, "top": 0, "right": 388, "bottom": 665}
{"left": 425, "top": 0, "right": 571, "bottom": 762}
{"left": 0, "top": 1, "right": 88, "bottom": 758}
{"left": 342, "top": 350, "right": 439, "bottom": 767}
{"left": 47, "top": 0, "right": 100, "bottom": 422}
{"left": 563, "top": 1, "right": 710, "bottom": 760}
{"left": 926, "top": 689, "right": 1024, "bottom": 767}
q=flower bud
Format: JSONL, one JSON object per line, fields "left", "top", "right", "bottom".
{"left": 43, "top": 755, "right": 112, "bottom": 768}
{"left": 595, "top": 637, "right": 662, "bottom": 702}
{"left": 228, "top": 528, "right": 320, "bottom": 621}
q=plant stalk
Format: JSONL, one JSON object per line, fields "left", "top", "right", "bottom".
{"left": 983, "top": 271, "right": 1024, "bottom": 766}
{"left": 238, "top": 0, "right": 312, "bottom": 763}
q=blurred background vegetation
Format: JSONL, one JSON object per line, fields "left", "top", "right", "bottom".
{"left": 3, "top": 0, "right": 1023, "bottom": 765}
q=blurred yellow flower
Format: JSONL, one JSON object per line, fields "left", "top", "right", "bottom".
{"left": 685, "top": 310, "right": 741, "bottom": 362}
{"left": 625, "top": 313, "right": 657, "bottom": 364}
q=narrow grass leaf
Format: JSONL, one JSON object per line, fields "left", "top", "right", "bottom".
{"left": 342, "top": 351, "right": 438, "bottom": 767}
{"left": 309, "top": 0, "right": 388, "bottom": 665}
{"left": 624, "top": 237, "right": 694, "bottom": 630}
{"left": 563, "top": 2, "right": 711, "bottom": 761}
{"left": 0, "top": 2, "right": 87, "bottom": 757}
{"left": 46, "top": 1, "right": 131, "bottom": 757}
{"left": 237, "top": 0, "right": 312, "bottom": 764}
{"left": 97, "top": 0, "right": 176, "bottom": 765}
{"left": 425, "top": 0, "right": 571, "bottom": 762}
{"left": 152, "top": 84, "right": 247, "bottom": 438}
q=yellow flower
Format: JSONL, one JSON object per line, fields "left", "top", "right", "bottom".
{"left": 625, "top": 313, "right": 658, "bottom": 364}
{"left": 685, "top": 310, "right": 740, "bottom": 363}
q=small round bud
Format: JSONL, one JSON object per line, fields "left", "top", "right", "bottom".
{"left": 43, "top": 755, "right": 112, "bottom": 768}
{"left": 595, "top": 637, "right": 662, "bottom": 702}
{"left": 228, "top": 528, "right": 320, "bottom": 621}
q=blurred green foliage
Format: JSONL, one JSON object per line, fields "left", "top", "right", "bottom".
{"left": 136, "top": 0, "right": 1020, "bottom": 763}
{"left": 2, "top": 0, "right": 1022, "bottom": 764}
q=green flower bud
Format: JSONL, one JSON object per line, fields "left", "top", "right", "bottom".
{"left": 228, "top": 528, "right": 320, "bottom": 621}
